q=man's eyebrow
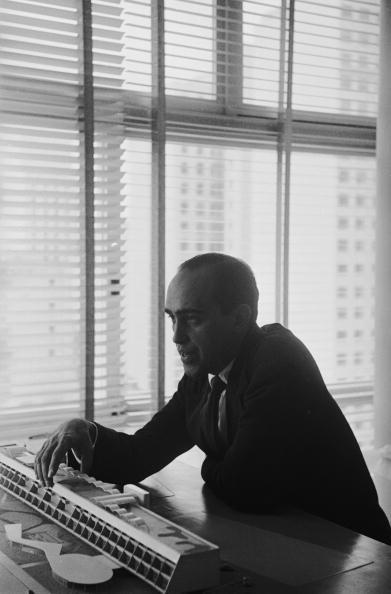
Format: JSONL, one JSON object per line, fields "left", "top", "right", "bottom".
{"left": 164, "top": 308, "right": 204, "bottom": 316}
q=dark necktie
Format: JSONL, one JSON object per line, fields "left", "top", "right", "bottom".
{"left": 201, "top": 375, "right": 226, "bottom": 455}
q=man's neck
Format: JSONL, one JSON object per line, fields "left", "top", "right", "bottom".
{"left": 209, "top": 359, "right": 234, "bottom": 385}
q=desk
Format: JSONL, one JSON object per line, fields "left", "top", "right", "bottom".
{"left": 141, "top": 459, "right": 391, "bottom": 594}
{"left": 1, "top": 457, "right": 391, "bottom": 593}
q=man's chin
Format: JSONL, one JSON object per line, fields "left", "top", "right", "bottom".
{"left": 182, "top": 361, "right": 203, "bottom": 378}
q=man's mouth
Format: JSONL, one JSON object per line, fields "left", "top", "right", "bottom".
{"left": 178, "top": 349, "right": 197, "bottom": 364}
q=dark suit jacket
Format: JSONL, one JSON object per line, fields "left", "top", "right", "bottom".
{"left": 91, "top": 323, "right": 391, "bottom": 544}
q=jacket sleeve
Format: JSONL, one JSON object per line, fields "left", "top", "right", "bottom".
{"left": 89, "top": 379, "right": 195, "bottom": 485}
{"left": 201, "top": 340, "right": 321, "bottom": 511}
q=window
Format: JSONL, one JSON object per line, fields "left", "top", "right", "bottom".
{"left": 0, "top": 0, "right": 379, "bottom": 448}
{"left": 338, "top": 169, "right": 350, "bottom": 183}
{"left": 338, "top": 194, "right": 349, "bottom": 206}
{"left": 341, "top": 76, "right": 352, "bottom": 91}
{"left": 356, "top": 195, "right": 366, "bottom": 206}
{"left": 338, "top": 240, "right": 348, "bottom": 252}
{"left": 337, "top": 330, "right": 347, "bottom": 339}
{"left": 338, "top": 218, "right": 349, "bottom": 229}
{"left": 337, "top": 286, "right": 348, "bottom": 297}
{"left": 356, "top": 170, "right": 367, "bottom": 184}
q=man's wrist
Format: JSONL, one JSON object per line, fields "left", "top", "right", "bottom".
{"left": 70, "top": 421, "right": 98, "bottom": 467}
{"left": 88, "top": 421, "right": 98, "bottom": 448}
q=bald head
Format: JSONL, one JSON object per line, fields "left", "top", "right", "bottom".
{"left": 165, "top": 254, "right": 259, "bottom": 376}
{"left": 178, "top": 253, "right": 259, "bottom": 322}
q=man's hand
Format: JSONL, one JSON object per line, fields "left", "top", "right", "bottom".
{"left": 34, "top": 418, "right": 95, "bottom": 487}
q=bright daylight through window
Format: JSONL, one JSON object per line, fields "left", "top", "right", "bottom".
{"left": 0, "top": 0, "right": 379, "bottom": 450}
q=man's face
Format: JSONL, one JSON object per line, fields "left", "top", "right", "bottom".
{"left": 165, "top": 267, "right": 242, "bottom": 377}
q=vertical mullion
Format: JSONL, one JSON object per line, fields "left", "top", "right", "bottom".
{"left": 82, "top": 0, "right": 95, "bottom": 421}
{"left": 374, "top": 0, "right": 391, "bottom": 447}
{"left": 282, "top": 0, "right": 295, "bottom": 327}
{"left": 151, "top": 0, "right": 166, "bottom": 412}
{"left": 275, "top": 0, "right": 294, "bottom": 326}
{"left": 275, "top": 0, "right": 288, "bottom": 323}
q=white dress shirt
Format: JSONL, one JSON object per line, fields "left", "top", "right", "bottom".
{"left": 208, "top": 360, "right": 234, "bottom": 440}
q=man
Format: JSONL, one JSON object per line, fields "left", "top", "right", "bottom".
{"left": 35, "top": 253, "right": 391, "bottom": 544}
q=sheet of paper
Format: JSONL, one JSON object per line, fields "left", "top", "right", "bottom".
{"left": 180, "top": 514, "right": 373, "bottom": 587}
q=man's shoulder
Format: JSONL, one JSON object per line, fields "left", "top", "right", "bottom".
{"left": 242, "top": 322, "right": 302, "bottom": 357}
{"left": 228, "top": 323, "right": 330, "bottom": 410}
{"left": 234, "top": 322, "right": 320, "bottom": 379}
{"left": 258, "top": 322, "right": 292, "bottom": 339}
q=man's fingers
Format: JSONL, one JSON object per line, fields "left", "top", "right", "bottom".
{"left": 35, "top": 433, "right": 68, "bottom": 486}
{"left": 34, "top": 419, "right": 92, "bottom": 487}
{"left": 35, "top": 441, "right": 57, "bottom": 487}
{"left": 48, "top": 442, "right": 69, "bottom": 479}
{"left": 34, "top": 450, "right": 44, "bottom": 486}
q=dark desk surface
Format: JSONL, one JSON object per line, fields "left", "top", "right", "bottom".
{"left": 1, "top": 456, "right": 391, "bottom": 593}
{"left": 141, "top": 459, "right": 391, "bottom": 594}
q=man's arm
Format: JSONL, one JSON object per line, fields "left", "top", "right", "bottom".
{"left": 90, "top": 389, "right": 195, "bottom": 485}
{"left": 35, "top": 378, "right": 195, "bottom": 487}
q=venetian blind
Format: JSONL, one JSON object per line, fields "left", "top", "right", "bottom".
{"left": 286, "top": 0, "right": 379, "bottom": 449}
{"left": 0, "top": 0, "right": 128, "bottom": 440}
{"left": 0, "top": 0, "right": 381, "bottom": 450}
{"left": 121, "top": 0, "right": 155, "bottom": 423}
{"left": 291, "top": 0, "right": 379, "bottom": 116}
{"left": 0, "top": 1, "right": 85, "bottom": 440}
{"left": 91, "top": 1, "right": 128, "bottom": 424}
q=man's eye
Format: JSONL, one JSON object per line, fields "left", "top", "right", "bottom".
{"left": 186, "top": 315, "right": 201, "bottom": 324}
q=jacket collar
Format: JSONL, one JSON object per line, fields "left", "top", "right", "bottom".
{"left": 226, "top": 323, "right": 262, "bottom": 383}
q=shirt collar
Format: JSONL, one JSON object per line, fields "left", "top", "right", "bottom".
{"left": 208, "top": 359, "right": 234, "bottom": 387}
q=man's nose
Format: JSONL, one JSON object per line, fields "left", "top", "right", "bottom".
{"left": 172, "top": 320, "right": 187, "bottom": 344}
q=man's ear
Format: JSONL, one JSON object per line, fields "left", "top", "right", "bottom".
{"left": 233, "top": 303, "right": 252, "bottom": 330}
